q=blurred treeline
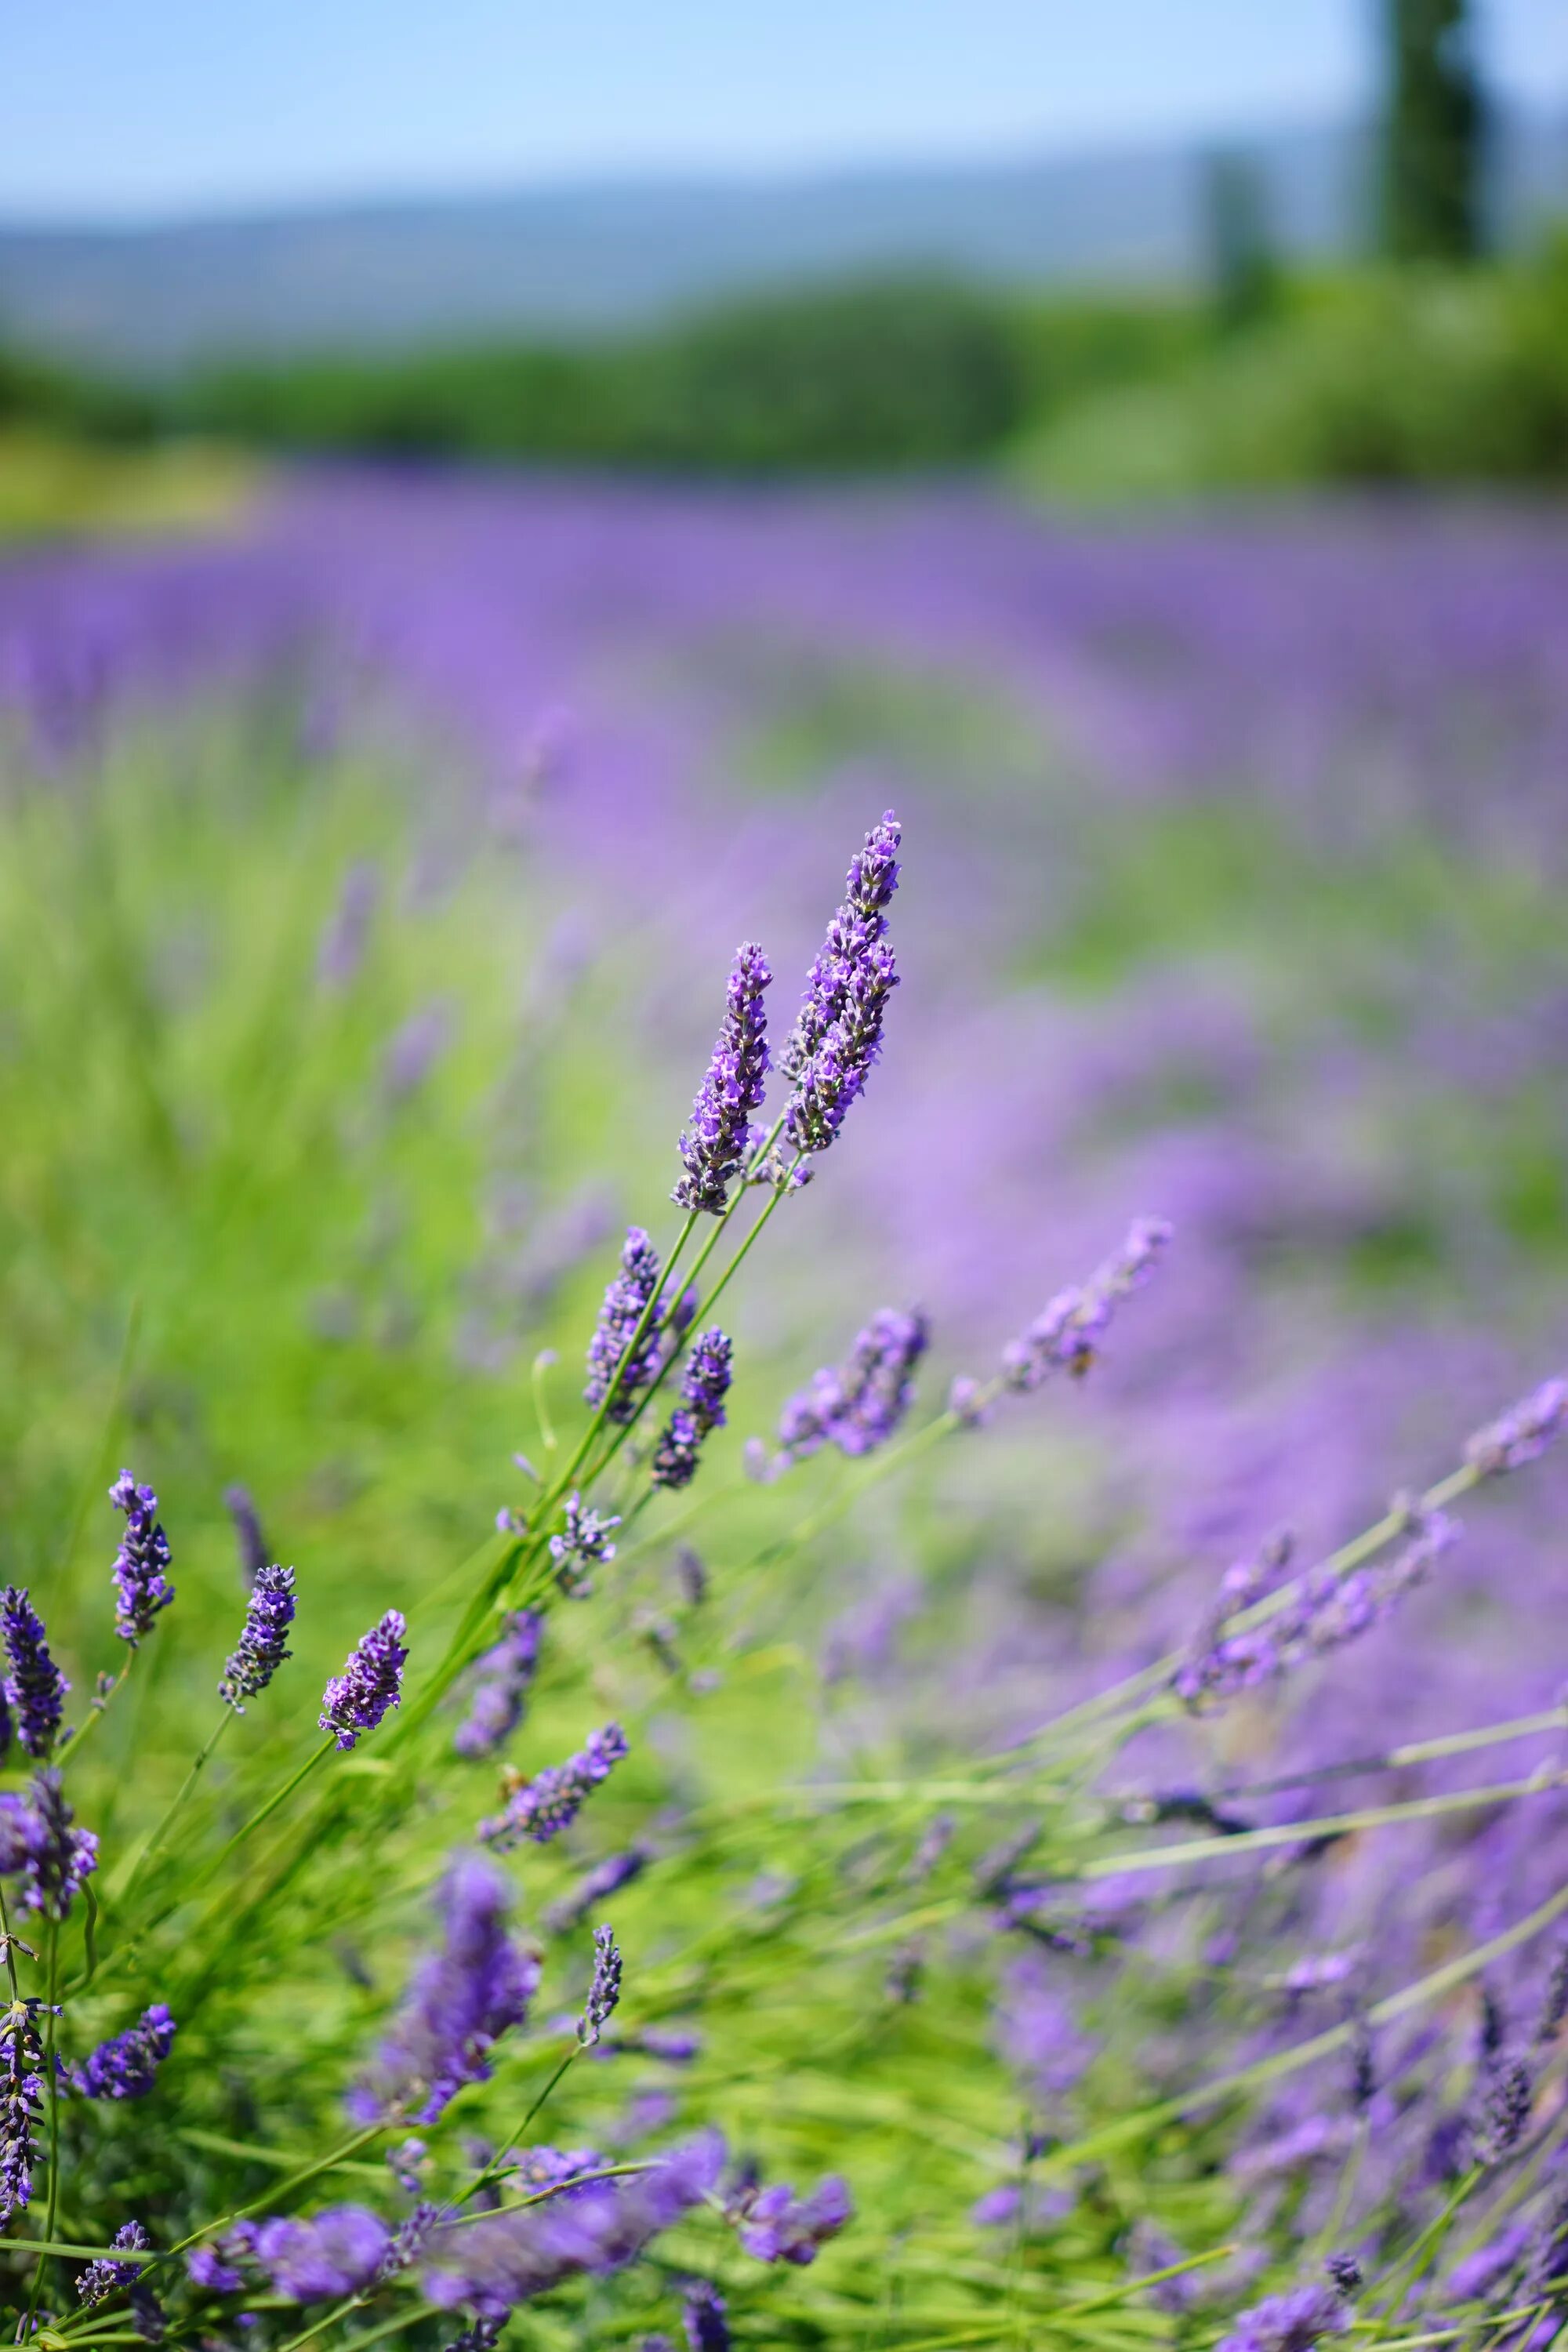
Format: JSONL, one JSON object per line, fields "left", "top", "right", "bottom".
{"left": 5, "top": 244, "right": 1568, "bottom": 495}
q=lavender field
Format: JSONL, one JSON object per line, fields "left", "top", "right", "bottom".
{"left": 2, "top": 472, "right": 1568, "bottom": 2350}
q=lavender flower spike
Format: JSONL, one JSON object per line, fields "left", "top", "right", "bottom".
{"left": 0, "top": 1996, "right": 53, "bottom": 2220}
{"left": 584, "top": 1228, "right": 664, "bottom": 1423}
{"left": 735, "top": 2175, "right": 854, "bottom": 2265}
{"left": 543, "top": 1845, "right": 650, "bottom": 1934}
{"left": 673, "top": 942, "right": 771, "bottom": 1214}
{"left": 578, "top": 1925, "right": 622, "bottom": 2049}
{"left": 0, "top": 1588, "right": 69, "bottom": 1759}
{"left": 108, "top": 1468, "right": 175, "bottom": 1646}
{"left": 652, "top": 1328, "right": 734, "bottom": 1490}
{"left": 781, "top": 811, "right": 902, "bottom": 1080}
{"left": 1000, "top": 1218, "right": 1173, "bottom": 1392}
{"left": 781, "top": 812, "right": 902, "bottom": 1163}
{"left": 21, "top": 1768, "right": 98, "bottom": 1919}
{"left": 1217, "top": 2282, "right": 1350, "bottom": 2352}
{"left": 219, "top": 1564, "right": 296, "bottom": 1711}
{"left": 72, "top": 2005, "right": 177, "bottom": 2100}
{"left": 319, "top": 1610, "right": 408, "bottom": 1750}
{"left": 350, "top": 1853, "right": 539, "bottom": 2126}
{"left": 479, "top": 1722, "right": 630, "bottom": 1851}
{"left": 550, "top": 1494, "right": 621, "bottom": 1598}
{"left": 1465, "top": 1377, "right": 1568, "bottom": 1477}
{"left": 255, "top": 2208, "right": 393, "bottom": 2301}
{"left": 777, "top": 1308, "right": 927, "bottom": 1466}
{"left": 78, "top": 2220, "right": 153, "bottom": 2309}
{"left": 683, "top": 2285, "right": 731, "bottom": 2352}
{"left": 454, "top": 1610, "right": 542, "bottom": 1759}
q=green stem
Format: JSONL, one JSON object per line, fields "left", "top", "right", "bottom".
{"left": 111, "top": 1706, "right": 235, "bottom": 1906}
{"left": 456, "top": 2043, "right": 580, "bottom": 2211}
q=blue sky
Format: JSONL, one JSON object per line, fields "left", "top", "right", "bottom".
{"left": 5, "top": 0, "right": 1566, "bottom": 222}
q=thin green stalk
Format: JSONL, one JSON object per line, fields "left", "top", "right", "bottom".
{"left": 0, "top": 1882, "right": 21, "bottom": 1999}
{"left": 111, "top": 1705, "right": 235, "bottom": 1906}
{"left": 1365, "top": 2172, "right": 1480, "bottom": 2321}
{"left": 56, "top": 1660, "right": 135, "bottom": 1770}
{"left": 457, "top": 2042, "right": 581, "bottom": 2211}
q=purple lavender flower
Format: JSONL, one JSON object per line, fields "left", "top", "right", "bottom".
{"left": 319, "top": 1610, "right": 408, "bottom": 1749}
{"left": 1000, "top": 1218, "right": 1173, "bottom": 1392}
{"left": 543, "top": 1846, "right": 650, "bottom": 1934}
{"left": 223, "top": 1485, "right": 269, "bottom": 1588}
{"left": 379, "top": 2204, "right": 441, "bottom": 2281}
{"left": 584, "top": 1229, "right": 664, "bottom": 1423}
{"left": 673, "top": 1547, "right": 707, "bottom": 1606}
{"left": 218, "top": 1565, "right": 296, "bottom": 1712}
{"left": 420, "top": 2130, "right": 724, "bottom": 2318}
{"left": 20, "top": 1769, "right": 98, "bottom": 1920}
{"left": 652, "top": 1329, "right": 734, "bottom": 1490}
{"left": 1465, "top": 1377, "right": 1568, "bottom": 1475}
{"left": 383, "top": 1003, "right": 452, "bottom": 1102}
{"left": 78, "top": 2221, "right": 152, "bottom": 2308}
{"left": 507, "top": 2145, "right": 607, "bottom": 2196}
{"left": 108, "top": 1469, "right": 175, "bottom": 1646}
{"left": 1, "top": 1588, "right": 69, "bottom": 1759}
{"left": 1217, "top": 2283, "right": 1351, "bottom": 2352}
{"left": 682, "top": 2284, "right": 731, "bottom": 2352}
{"left": 72, "top": 2005, "right": 176, "bottom": 2100}
{"left": 777, "top": 1308, "right": 927, "bottom": 1465}
{"left": 1475, "top": 2054, "right": 1533, "bottom": 2163}
{"left": 549, "top": 1494, "right": 621, "bottom": 1597}
{"left": 779, "top": 813, "right": 902, "bottom": 1163}
{"left": 673, "top": 942, "right": 771, "bottom": 1214}
{"left": 186, "top": 2244, "right": 245, "bottom": 2295}
{"left": 0, "top": 1997, "right": 52, "bottom": 2220}
{"left": 255, "top": 2208, "right": 393, "bottom": 2301}
{"left": 479, "top": 1724, "right": 630, "bottom": 1851}
{"left": 350, "top": 1854, "right": 540, "bottom": 2126}
{"left": 1537, "top": 1943, "right": 1568, "bottom": 2044}
{"left": 318, "top": 860, "right": 379, "bottom": 989}
{"left": 578, "top": 1925, "right": 622, "bottom": 2049}
{"left": 735, "top": 2176, "right": 853, "bottom": 2266}
{"left": 455, "top": 1611, "right": 543, "bottom": 1759}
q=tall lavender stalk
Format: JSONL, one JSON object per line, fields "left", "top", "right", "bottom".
{"left": 780, "top": 812, "right": 902, "bottom": 1166}
{"left": 673, "top": 942, "right": 771, "bottom": 1214}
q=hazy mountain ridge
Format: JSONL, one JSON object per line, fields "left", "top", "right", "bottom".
{"left": 2, "top": 111, "right": 1563, "bottom": 374}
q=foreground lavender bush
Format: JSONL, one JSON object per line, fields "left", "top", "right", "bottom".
{"left": 2, "top": 786, "right": 1568, "bottom": 2352}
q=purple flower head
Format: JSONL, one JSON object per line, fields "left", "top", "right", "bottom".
{"left": 255, "top": 2208, "right": 393, "bottom": 2302}
{"left": 783, "top": 940, "right": 899, "bottom": 1161}
{"left": 20, "top": 1768, "right": 98, "bottom": 1920}
{"left": 480, "top": 1723, "right": 630, "bottom": 1851}
{"left": 1465, "top": 1377, "right": 1568, "bottom": 1476}
{"left": 383, "top": 1002, "right": 452, "bottom": 1102}
{"left": 585, "top": 1229, "right": 664, "bottom": 1424}
{"left": 350, "top": 1853, "right": 540, "bottom": 2127}
{"left": 420, "top": 2129, "right": 724, "bottom": 2318}
{"left": 455, "top": 1610, "right": 543, "bottom": 1759}
{"left": 673, "top": 942, "right": 772, "bottom": 1215}
{"left": 78, "top": 2220, "right": 153, "bottom": 2310}
{"left": 1, "top": 1588, "right": 69, "bottom": 1759}
{"left": 780, "top": 811, "right": 902, "bottom": 1083}
{"left": 778, "top": 1308, "right": 927, "bottom": 1465}
{"left": 578, "top": 1924, "right": 622, "bottom": 2049}
{"left": 549, "top": 1493, "right": 621, "bottom": 1598}
{"left": 1000, "top": 1218, "right": 1172, "bottom": 1392}
{"left": 72, "top": 2005, "right": 176, "bottom": 2100}
{"left": 219, "top": 1564, "right": 296, "bottom": 1712}
{"left": 652, "top": 1329, "right": 734, "bottom": 1491}
{"left": 319, "top": 1610, "right": 407, "bottom": 1749}
{"left": 543, "top": 1845, "right": 650, "bottom": 1934}
{"left": 0, "top": 1997, "right": 53, "bottom": 2221}
{"left": 108, "top": 1469, "right": 175, "bottom": 1646}
{"left": 186, "top": 2244, "right": 245, "bottom": 2295}
{"left": 735, "top": 2174, "right": 854, "bottom": 2266}
{"left": 1218, "top": 2283, "right": 1350, "bottom": 2352}
{"left": 318, "top": 860, "right": 379, "bottom": 989}
{"left": 223, "top": 1485, "right": 269, "bottom": 1588}
{"left": 682, "top": 2284, "right": 731, "bottom": 2352}
{"left": 1475, "top": 2053, "right": 1533, "bottom": 2163}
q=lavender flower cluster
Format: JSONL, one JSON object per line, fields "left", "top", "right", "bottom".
{"left": 480, "top": 1723, "right": 630, "bottom": 1849}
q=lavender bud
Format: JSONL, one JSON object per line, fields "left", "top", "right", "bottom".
{"left": 255, "top": 2208, "right": 393, "bottom": 2300}
{"left": 780, "top": 811, "right": 901, "bottom": 1087}
{"left": 549, "top": 1494, "right": 620, "bottom": 1598}
{"left": 735, "top": 2174, "right": 854, "bottom": 2264}
{"left": 108, "top": 1469, "right": 175, "bottom": 1646}
{"left": 652, "top": 1329, "right": 734, "bottom": 1491}
{"left": 478, "top": 1723, "right": 630, "bottom": 1850}
{"left": 777, "top": 1308, "right": 927, "bottom": 1466}
{"left": 72, "top": 2005, "right": 176, "bottom": 2100}
{"left": 1001, "top": 1218, "right": 1172, "bottom": 1392}
{"left": 0, "top": 1996, "right": 53, "bottom": 2220}
{"left": 319, "top": 1610, "right": 408, "bottom": 1750}
{"left": 222, "top": 1485, "right": 269, "bottom": 1588}
{"left": 578, "top": 1924, "right": 622, "bottom": 2049}
{"left": 1216, "top": 2282, "right": 1350, "bottom": 2352}
{"left": 543, "top": 1846, "right": 650, "bottom": 1935}
{"left": 673, "top": 1546, "right": 708, "bottom": 1606}
{"left": 673, "top": 942, "right": 771, "bottom": 1214}
{"left": 584, "top": 1229, "right": 663, "bottom": 1423}
{"left": 682, "top": 2285, "right": 731, "bottom": 2352}
{"left": 1324, "top": 2255, "right": 1362, "bottom": 2299}
{"left": 1465, "top": 1377, "right": 1568, "bottom": 1476}
{"left": 185, "top": 2243, "right": 245, "bottom": 2294}
{"left": 78, "top": 2220, "right": 153, "bottom": 2309}
{"left": 0, "top": 1590, "right": 69, "bottom": 1760}
{"left": 218, "top": 1565, "right": 296, "bottom": 1711}
{"left": 1537, "top": 1942, "right": 1568, "bottom": 2044}
{"left": 1475, "top": 2055, "right": 1533, "bottom": 2163}
{"left": 454, "top": 1611, "right": 543, "bottom": 1760}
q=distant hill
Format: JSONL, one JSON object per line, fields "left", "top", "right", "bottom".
{"left": 2, "top": 111, "right": 1564, "bottom": 376}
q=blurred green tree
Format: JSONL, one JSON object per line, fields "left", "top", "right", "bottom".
{"left": 1201, "top": 150, "right": 1280, "bottom": 333}
{"left": 1380, "top": 0, "right": 1486, "bottom": 260}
